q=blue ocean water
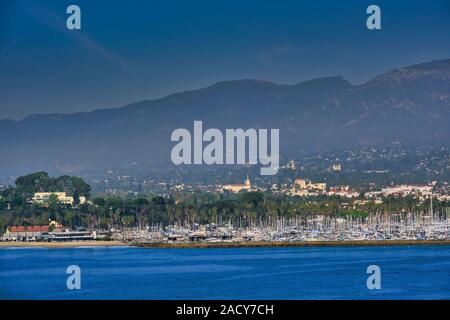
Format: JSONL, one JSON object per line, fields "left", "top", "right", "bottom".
{"left": 1, "top": 245, "right": 449, "bottom": 300}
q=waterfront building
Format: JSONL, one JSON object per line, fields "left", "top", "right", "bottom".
{"left": 47, "top": 230, "right": 96, "bottom": 242}
{"left": 2, "top": 226, "right": 49, "bottom": 241}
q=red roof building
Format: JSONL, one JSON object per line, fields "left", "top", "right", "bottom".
{"left": 8, "top": 226, "right": 49, "bottom": 233}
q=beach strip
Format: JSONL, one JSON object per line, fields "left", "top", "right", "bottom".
{"left": 135, "top": 240, "right": 450, "bottom": 248}
{"left": 1, "top": 239, "right": 450, "bottom": 249}
{"left": 0, "top": 240, "right": 126, "bottom": 248}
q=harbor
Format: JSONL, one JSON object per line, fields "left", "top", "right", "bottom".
{"left": 117, "top": 211, "right": 450, "bottom": 246}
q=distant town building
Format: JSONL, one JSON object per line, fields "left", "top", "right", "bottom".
{"left": 365, "top": 184, "right": 435, "bottom": 201}
{"left": 330, "top": 163, "right": 342, "bottom": 172}
{"left": 328, "top": 185, "right": 359, "bottom": 198}
{"left": 287, "top": 178, "right": 327, "bottom": 197}
{"left": 32, "top": 192, "right": 86, "bottom": 205}
{"left": 222, "top": 176, "right": 252, "bottom": 193}
{"left": 294, "top": 178, "right": 308, "bottom": 189}
{"left": 288, "top": 189, "right": 318, "bottom": 197}
{"left": 281, "top": 160, "right": 296, "bottom": 170}
{"left": 437, "top": 194, "right": 450, "bottom": 201}
{"left": 380, "top": 185, "right": 432, "bottom": 197}
{"left": 352, "top": 199, "right": 383, "bottom": 206}
{"left": 294, "top": 178, "right": 326, "bottom": 191}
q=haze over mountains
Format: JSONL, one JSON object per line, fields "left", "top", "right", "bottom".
{"left": 1, "top": 59, "right": 450, "bottom": 178}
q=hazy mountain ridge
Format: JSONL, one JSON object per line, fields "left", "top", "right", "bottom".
{"left": 1, "top": 59, "right": 449, "bottom": 177}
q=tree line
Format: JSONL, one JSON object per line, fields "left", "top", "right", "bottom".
{"left": 0, "top": 172, "right": 448, "bottom": 232}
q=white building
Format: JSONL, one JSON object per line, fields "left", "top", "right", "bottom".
{"left": 328, "top": 186, "right": 359, "bottom": 198}
{"left": 294, "top": 178, "right": 327, "bottom": 192}
{"left": 380, "top": 185, "right": 432, "bottom": 197}
{"left": 32, "top": 192, "right": 86, "bottom": 205}
{"left": 330, "top": 164, "right": 342, "bottom": 172}
{"left": 222, "top": 176, "right": 252, "bottom": 193}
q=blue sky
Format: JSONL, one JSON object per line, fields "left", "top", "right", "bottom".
{"left": 1, "top": 0, "right": 450, "bottom": 119}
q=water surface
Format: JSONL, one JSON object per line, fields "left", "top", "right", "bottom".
{"left": 1, "top": 245, "right": 449, "bottom": 299}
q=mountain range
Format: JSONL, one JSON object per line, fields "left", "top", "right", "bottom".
{"left": 1, "top": 58, "right": 450, "bottom": 178}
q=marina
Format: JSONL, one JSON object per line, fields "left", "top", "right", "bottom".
{"left": 119, "top": 211, "right": 450, "bottom": 245}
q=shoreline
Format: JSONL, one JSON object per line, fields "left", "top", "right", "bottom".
{"left": 1, "top": 239, "right": 450, "bottom": 249}
{"left": 0, "top": 240, "right": 126, "bottom": 248}
{"left": 135, "top": 240, "right": 450, "bottom": 248}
